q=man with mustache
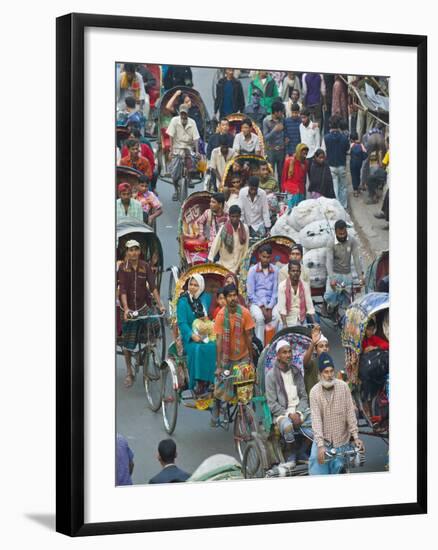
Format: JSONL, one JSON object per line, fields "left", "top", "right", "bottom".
{"left": 324, "top": 219, "right": 364, "bottom": 314}
{"left": 309, "top": 353, "right": 364, "bottom": 475}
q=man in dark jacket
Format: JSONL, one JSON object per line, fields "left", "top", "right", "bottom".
{"left": 265, "top": 339, "right": 309, "bottom": 465}
{"left": 149, "top": 439, "right": 190, "bottom": 484}
{"left": 214, "top": 68, "right": 245, "bottom": 118}
{"left": 324, "top": 115, "right": 350, "bottom": 209}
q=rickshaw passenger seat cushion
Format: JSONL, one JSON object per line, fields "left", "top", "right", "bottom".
{"left": 183, "top": 237, "right": 209, "bottom": 252}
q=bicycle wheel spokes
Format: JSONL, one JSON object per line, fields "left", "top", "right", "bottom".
{"left": 143, "top": 349, "right": 162, "bottom": 412}
{"left": 161, "top": 364, "right": 178, "bottom": 434}
{"left": 234, "top": 404, "right": 257, "bottom": 462}
{"left": 243, "top": 441, "right": 264, "bottom": 479}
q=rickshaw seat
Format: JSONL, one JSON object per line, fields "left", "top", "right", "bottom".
{"left": 183, "top": 236, "right": 209, "bottom": 253}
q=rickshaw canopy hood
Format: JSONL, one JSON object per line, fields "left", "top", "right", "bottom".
{"left": 341, "top": 292, "right": 389, "bottom": 355}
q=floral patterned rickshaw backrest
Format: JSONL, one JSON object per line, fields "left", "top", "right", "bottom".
{"left": 264, "top": 332, "right": 312, "bottom": 378}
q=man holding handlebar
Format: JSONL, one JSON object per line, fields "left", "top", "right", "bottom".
{"left": 309, "top": 352, "right": 364, "bottom": 475}
{"left": 118, "top": 240, "right": 165, "bottom": 388}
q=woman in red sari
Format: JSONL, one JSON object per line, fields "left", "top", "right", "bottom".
{"left": 281, "top": 143, "right": 309, "bottom": 208}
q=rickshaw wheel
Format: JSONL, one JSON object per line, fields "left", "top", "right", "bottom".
{"left": 234, "top": 403, "right": 258, "bottom": 462}
{"left": 242, "top": 440, "right": 265, "bottom": 479}
{"left": 161, "top": 362, "right": 179, "bottom": 435}
{"left": 143, "top": 348, "right": 162, "bottom": 412}
{"left": 157, "top": 317, "right": 166, "bottom": 363}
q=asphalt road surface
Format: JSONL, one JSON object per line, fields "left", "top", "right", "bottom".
{"left": 116, "top": 67, "right": 388, "bottom": 485}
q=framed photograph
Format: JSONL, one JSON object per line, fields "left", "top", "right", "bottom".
{"left": 56, "top": 13, "right": 427, "bottom": 536}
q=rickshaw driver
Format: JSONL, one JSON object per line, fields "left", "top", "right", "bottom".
{"left": 212, "top": 284, "right": 256, "bottom": 425}
{"left": 214, "top": 284, "right": 255, "bottom": 377}
{"left": 166, "top": 104, "right": 200, "bottom": 200}
{"left": 118, "top": 240, "right": 166, "bottom": 388}
{"left": 324, "top": 219, "right": 365, "bottom": 314}
{"left": 309, "top": 353, "right": 364, "bottom": 475}
{"left": 265, "top": 340, "right": 310, "bottom": 466}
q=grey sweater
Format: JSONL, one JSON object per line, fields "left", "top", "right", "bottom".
{"left": 265, "top": 363, "right": 309, "bottom": 419}
{"left": 326, "top": 234, "right": 363, "bottom": 277}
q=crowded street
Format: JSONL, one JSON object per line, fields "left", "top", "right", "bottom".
{"left": 115, "top": 65, "right": 390, "bottom": 484}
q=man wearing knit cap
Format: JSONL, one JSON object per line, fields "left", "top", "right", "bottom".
{"left": 302, "top": 324, "right": 330, "bottom": 396}
{"left": 265, "top": 339, "right": 309, "bottom": 466}
{"left": 116, "top": 182, "right": 144, "bottom": 223}
{"left": 309, "top": 352, "right": 364, "bottom": 475}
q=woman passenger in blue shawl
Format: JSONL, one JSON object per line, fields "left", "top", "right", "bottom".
{"left": 176, "top": 274, "right": 217, "bottom": 394}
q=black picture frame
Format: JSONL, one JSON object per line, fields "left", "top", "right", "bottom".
{"left": 56, "top": 12, "right": 427, "bottom": 537}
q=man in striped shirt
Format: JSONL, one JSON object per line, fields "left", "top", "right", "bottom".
{"left": 309, "top": 352, "right": 364, "bottom": 475}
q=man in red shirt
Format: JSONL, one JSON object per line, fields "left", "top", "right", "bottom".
{"left": 120, "top": 138, "right": 152, "bottom": 180}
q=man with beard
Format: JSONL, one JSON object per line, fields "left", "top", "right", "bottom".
{"left": 266, "top": 340, "right": 310, "bottom": 466}
{"left": 324, "top": 219, "right": 364, "bottom": 314}
{"left": 309, "top": 353, "right": 364, "bottom": 475}
{"left": 302, "top": 325, "right": 329, "bottom": 397}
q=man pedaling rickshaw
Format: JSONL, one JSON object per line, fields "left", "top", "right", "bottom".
{"left": 118, "top": 240, "right": 166, "bottom": 388}
{"left": 166, "top": 104, "right": 201, "bottom": 200}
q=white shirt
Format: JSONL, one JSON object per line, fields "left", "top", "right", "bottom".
{"left": 209, "top": 147, "right": 235, "bottom": 181}
{"left": 166, "top": 115, "right": 200, "bottom": 151}
{"left": 208, "top": 223, "right": 250, "bottom": 273}
{"left": 116, "top": 70, "right": 146, "bottom": 110}
{"left": 238, "top": 187, "right": 271, "bottom": 229}
{"left": 277, "top": 278, "right": 315, "bottom": 326}
{"left": 300, "top": 122, "right": 321, "bottom": 158}
{"left": 281, "top": 369, "right": 299, "bottom": 415}
{"left": 224, "top": 193, "right": 241, "bottom": 213}
{"left": 233, "top": 132, "right": 261, "bottom": 155}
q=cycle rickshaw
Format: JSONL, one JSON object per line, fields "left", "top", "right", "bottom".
{"left": 243, "top": 327, "right": 365, "bottom": 479}
{"left": 116, "top": 218, "right": 166, "bottom": 410}
{"left": 177, "top": 191, "right": 213, "bottom": 270}
{"left": 116, "top": 165, "right": 144, "bottom": 191}
{"left": 156, "top": 86, "right": 210, "bottom": 189}
{"left": 219, "top": 154, "right": 269, "bottom": 192}
{"left": 341, "top": 292, "right": 389, "bottom": 442}
{"left": 365, "top": 250, "right": 389, "bottom": 292}
{"left": 238, "top": 235, "right": 295, "bottom": 340}
{"left": 160, "top": 263, "right": 261, "bottom": 461}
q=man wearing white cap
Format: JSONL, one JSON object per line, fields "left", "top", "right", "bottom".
{"left": 302, "top": 325, "right": 330, "bottom": 396}
{"left": 265, "top": 339, "right": 309, "bottom": 466}
{"left": 118, "top": 240, "right": 166, "bottom": 388}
